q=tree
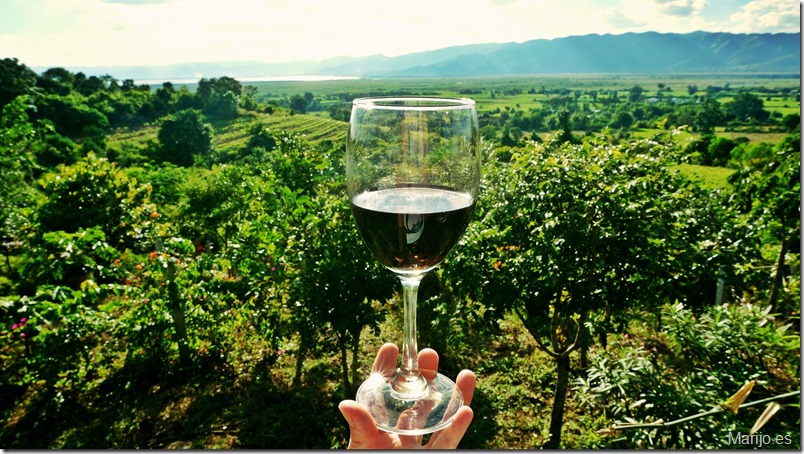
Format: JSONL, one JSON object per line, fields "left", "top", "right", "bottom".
{"left": 781, "top": 113, "right": 800, "bottom": 132}
{"left": 291, "top": 193, "right": 395, "bottom": 394}
{"left": 179, "top": 164, "right": 266, "bottom": 254}
{"left": 704, "top": 136, "right": 738, "bottom": 167}
{"left": 196, "top": 77, "right": 242, "bottom": 118}
{"left": 693, "top": 98, "right": 724, "bottom": 135}
{"left": 728, "top": 133, "right": 800, "bottom": 311}
{"left": 33, "top": 93, "right": 110, "bottom": 137}
{"left": 451, "top": 136, "right": 722, "bottom": 448}
{"left": 0, "top": 58, "right": 37, "bottom": 109}
{"left": 156, "top": 108, "right": 213, "bottom": 167}
{"left": 37, "top": 67, "right": 75, "bottom": 96}
{"left": 0, "top": 95, "right": 38, "bottom": 272}
{"left": 553, "top": 109, "right": 576, "bottom": 144}
{"left": 289, "top": 94, "right": 308, "bottom": 114}
{"left": 176, "top": 163, "right": 305, "bottom": 359}
{"left": 725, "top": 93, "right": 770, "bottom": 123}
{"left": 628, "top": 85, "right": 645, "bottom": 103}
{"left": 35, "top": 153, "right": 155, "bottom": 248}
{"left": 610, "top": 110, "right": 634, "bottom": 130}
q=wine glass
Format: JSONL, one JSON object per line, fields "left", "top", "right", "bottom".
{"left": 346, "top": 97, "right": 481, "bottom": 435}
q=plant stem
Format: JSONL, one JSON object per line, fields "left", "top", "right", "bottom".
{"left": 608, "top": 390, "right": 801, "bottom": 432}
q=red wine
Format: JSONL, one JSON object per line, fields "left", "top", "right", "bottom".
{"left": 351, "top": 185, "right": 475, "bottom": 272}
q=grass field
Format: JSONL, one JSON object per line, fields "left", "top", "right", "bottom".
{"left": 250, "top": 74, "right": 799, "bottom": 114}
{"left": 669, "top": 163, "right": 737, "bottom": 190}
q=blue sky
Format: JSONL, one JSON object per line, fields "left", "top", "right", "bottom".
{"left": 0, "top": 0, "right": 799, "bottom": 67}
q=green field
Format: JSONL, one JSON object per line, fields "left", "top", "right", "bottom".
{"left": 108, "top": 110, "right": 347, "bottom": 154}
{"left": 669, "top": 163, "right": 737, "bottom": 190}
{"left": 249, "top": 74, "right": 799, "bottom": 114}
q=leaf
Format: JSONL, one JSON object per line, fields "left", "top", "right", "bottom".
{"left": 720, "top": 379, "right": 756, "bottom": 414}
{"left": 750, "top": 402, "right": 781, "bottom": 434}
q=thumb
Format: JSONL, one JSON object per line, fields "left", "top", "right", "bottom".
{"left": 339, "top": 400, "right": 379, "bottom": 449}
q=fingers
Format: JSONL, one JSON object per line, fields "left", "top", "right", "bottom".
{"left": 374, "top": 345, "right": 439, "bottom": 380}
{"left": 427, "top": 406, "right": 475, "bottom": 449}
{"left": 338, "top": 400, "right": 379, "bottom": 449}
{"left": 418, "top": 348, "right": 439, "bottom": 380}
{"left": 371, "top": 343, "right": 399, "bottom": 377}
{"left": 425, "top": 369, "right": 477, "bottom": 448}
{"left": 455, "top": 369, "right": 477, "bottom": 406}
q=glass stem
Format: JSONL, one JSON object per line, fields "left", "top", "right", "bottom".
{"left": 399, "top": 274, "right": 424, "bottom": 379}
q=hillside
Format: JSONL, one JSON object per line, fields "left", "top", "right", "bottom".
{"left": 40, "top": 31, "right": 800, "bottom": 82}
{"left": 381, "top": 31, "right": 801, "bottom": 76}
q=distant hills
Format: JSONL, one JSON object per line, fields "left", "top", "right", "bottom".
{"left": 36, "top": 31, "right": 800, "bottom": 82}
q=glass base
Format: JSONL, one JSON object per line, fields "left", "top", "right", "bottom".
{"left": 355, "top": 369, "right": 464, "bottom": 435}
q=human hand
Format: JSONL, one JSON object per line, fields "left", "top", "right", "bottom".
{"left": 338, "top": 343, "right": 476, "bottom": 449}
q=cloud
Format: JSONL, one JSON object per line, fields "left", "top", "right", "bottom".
{"left": 728, "top": 0, "right": 801, "bottom": 32}
{"left": 654, "top": 0, "right": 706, "bottom": 17}
{"left": 600, "top": 0, "right": 712, "bottom": 33}
{"left": 663, "top": 3, "right": 694, "bottom": 16}
{"left": 604, "top": 9, "right": 645, "bottom": 28}
{"left": 103, "top": 0, "right": 168, "bottom": 3}
{"left": 2, "top": 0, "right": 799, "bottom": 68}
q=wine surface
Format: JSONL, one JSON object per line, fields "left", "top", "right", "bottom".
{"left": 351, "top": 185, "right": 475, "bottom": 273}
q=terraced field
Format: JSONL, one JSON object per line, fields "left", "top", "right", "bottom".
{"left": 108, "top": 109, "right": 347, "bottom": 156}
{"left": 212, "top": 111, "right": 347, "bottom": 154}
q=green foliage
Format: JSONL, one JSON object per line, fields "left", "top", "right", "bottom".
{"left": 0, "top": 95, "right": 39, "bottom": 263}
{"left": 179, "top": 164, "right": 266, "bottom": 251}
{"left": 34, "top": 94, "right": 110, "bottom": 138}
{"left": 197, "top": 77, "right": 242, "bottom": 119}
{"left": 726, "top": 93, "right": 770, "bottom": 123}
{"left": 291, "top": 192, "right": 396, "bottom": 391}
{"left": 0, "top": 58, "right": 37, "bottom": 108}
{"left": 447, "top": 134, "right": 742, "bottom": 447}
{"left": 727, "top": 134, "right": 800, "bottom": 312}
{"left": 19, "top": 227, "right": 121, "bottom": 288}
{"left": 0, "top": 71, "right": 800, "bottom": 448}
{"left": 32, "top": 131, "right": 80, "bottom": 168}
{"left": 35, "top": 153, "right": 157, "bottom": 251}
{"left": 257, "top": 129, "right": 327, "bottom": 194}
{"left": 464, "top": 137, "right": 721, "bottom": 337}
{"left": 576, "top": 302, "right": 800, "bottom": 449}
{"left": 289, "top": 94, "right": 308, "bottom": 114}
{"left": 156, "top": 109, "right": 214, "bottom": 167}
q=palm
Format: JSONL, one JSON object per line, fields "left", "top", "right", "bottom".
{"left": 339, "top": 343, "right": 476, "bottom": 449}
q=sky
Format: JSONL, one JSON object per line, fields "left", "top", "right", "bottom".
{"left": 0, "top": 0, "right": 799, "bottom": 68}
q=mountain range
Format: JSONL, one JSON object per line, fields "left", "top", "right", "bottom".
{"left": 36, "top": 31, "right": 800, "bottom": 82}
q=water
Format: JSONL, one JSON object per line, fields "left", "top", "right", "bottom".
{"left": 136, "top": 75, "right": 359, "bottom": 85}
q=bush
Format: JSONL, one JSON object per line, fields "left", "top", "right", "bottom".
{"left": 576, "top": 301, "right": 800, "bottom": 449}
{"left": 35, "top": 153, "right": 157, "bottom": 251}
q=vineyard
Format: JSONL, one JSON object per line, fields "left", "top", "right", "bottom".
{"left": 0, "top": 62, "right": 800, "bottom": 449}
{"left": 108, "top": 110, "right": 346, "bottom": 155}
